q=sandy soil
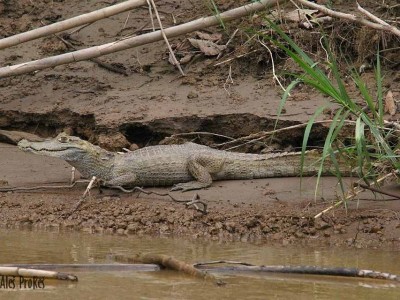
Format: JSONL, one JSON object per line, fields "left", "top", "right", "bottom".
{"left": 0, "top": 0, "right": 399, "bottom": 248}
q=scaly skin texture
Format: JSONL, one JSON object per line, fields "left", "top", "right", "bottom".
{"left": 18, "top": 133, "right": 348, "bottom": 191}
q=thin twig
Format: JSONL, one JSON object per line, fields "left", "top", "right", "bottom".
{"left": 356, "top": 2, "right": 390, "bottom": 26}
{"left": 109, "top": 186, "right": 207, "bottom": 214}
{"left": 223, "top": 65, "right": 234, "bottom": 96}
{"left": 123, "top": 12, "right": 132, "bottom": 30}
{"left": 148, "top": 0, "right": 185, "bottom": 76}
{"left": 145, "top": 0, "right": 155, "bottom": 31}
{"left": 213, "top": 49, "right": 261, "bottom": 67}
{"left": 353, "top": 182, "right": 400, "bottom": 200}
{"left": 257, "top": 37, "right": 286, "bottom": 93}
{"left": 216, "top": 120, "right": 356, "bottom": 149}
{"left": 169, "top": 131, "right": 235, "bottom": 141}
{"left": 45, "top": 24, "right": 129, "bottom": 76}
{"left": 295, "top": 0, "right": 400, "bottom": 37}
{"left": 0, "top": 180, "right": 90, "bottom": 192}
{"left": 314, "top": 171, "right": 398, "bottom": 219}
{"left": 82, "top": 176, "right": 97, "bottom": 198}
{"left": 67, "top": 22, "right": 94, "bottom": 36}
{"left": 216, "top": 28, "right": 239, "bottom": 60}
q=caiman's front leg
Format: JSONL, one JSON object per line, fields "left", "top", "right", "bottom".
{"left": 171, "top": 154, "right": 224, "bottom": 192}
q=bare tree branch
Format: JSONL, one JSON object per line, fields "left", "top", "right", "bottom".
{"left": 296, "top": 0, "right": 400, "bottom": 37}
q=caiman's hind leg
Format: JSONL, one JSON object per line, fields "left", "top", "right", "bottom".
{"left": 171, "top": 154, "right": 225, "bottom": 192}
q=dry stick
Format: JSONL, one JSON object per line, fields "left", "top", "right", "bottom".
{"left": 356, "top": 2, "right": 391, "bottom": 26}
{"left": 0, "top": 0, "right": 149, "bottom": 50}
{"left": 149, "top": 0, "right": 185, "bottom": 76}
{"left": 295, "top": 0, "right": 400, "bottom": 37}
{"left": 216, "top": 28, "right": 239, "bottom": 60}
{"left": 0, "top": 0, "right": 288, "bottom": 78}
{"left": 53, "top": 32, "right": 128, "bottom": 75}
{"left": 213, "top": 49, "right": 261, "bottom": 67}
{"left": 0, "top": 267, "right": 77, "bottom": 281}
{"left": 114, "top": 254, "right": 225, "bottom": 286}
{"left": 145, "top": 0, "right": 155, "bottom": 31}
{"left": 111, "top": 186, "right": 208, "bottom": 214}
{"left": 353, "top": 182, "right": 400, "bottom": 200}
{"left": 314, "top": 171, "right": 397, "bottom": 219}
{"left": 67, "top": 22, "right": 94, "bottom": 36}
{"left": 169, "top": 131, "right": 235, "bottom": 141}
{"left": 257, "top": 37, "right": 286, "bottom": 93}
{"left": 216, "top": 120, "right": 356, "bottom": 149}
{"left": 0, "top": 180, "right": 90, "bottom": 192}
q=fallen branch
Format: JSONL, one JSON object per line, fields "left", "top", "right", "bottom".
{"left": 114, "top": 253, "right": 225, "bottom": 286}
{"left": 1, "top": 263, "right": 159, "bottom": 272}
{"left": 195, "top": 263, "right": 400, "bottom": 281}
{"left": 0, "top": 0, "right": 149, "bottom": 50}
{"left": 0, "top": 267, "right": 77, "bottom": 281}
{"left": 0, "top": 0, "right": 287, "bottom": 78}
{"left": 295, "top": 0, "right": 400, "bottom": 37}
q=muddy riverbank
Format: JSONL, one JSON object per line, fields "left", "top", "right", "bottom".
{"left": 1, "top": 143, "right": 400, "bottom": 249}
{"left": 1, "top": 0, "right": 399, "bottom": 250}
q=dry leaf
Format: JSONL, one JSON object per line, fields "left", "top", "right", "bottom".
{"left": 285, "top": 9, "right": 318, "bottom": 22}
{"left": 188, "top": 38, "right": 226, "bottom": 56}
{"left": 195, "top": 31, "right": 222, "bottom": 42}
{"left": 385, "top": 90, "right": 396, "bottom": 116}
{"left": 180, "top": 54, "right": 193, "bottom": 64}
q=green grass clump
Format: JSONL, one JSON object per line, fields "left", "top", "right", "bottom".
{"left": 260, "top": 20, "right": 399, "bottom": 198}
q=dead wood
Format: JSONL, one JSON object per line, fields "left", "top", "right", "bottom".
{"left": 115, "top": 253, "right": 225, "bottom": 285}
{"left": 0, "top": 266, "right": 77, "bottom": 281}
{"left": 295, "top": 0, "right": 400, "bottom": 37}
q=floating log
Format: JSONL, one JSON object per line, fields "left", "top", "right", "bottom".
{"left": 114, "top": 254, "right": 225, "bottom": 285}
{"left": 1, "top": 263, "right": 160, "bottom": 272}
{"left": 0, "top": 266, "right": 77, "bottom": 281}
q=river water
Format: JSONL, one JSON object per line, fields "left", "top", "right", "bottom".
{"left": 0, "top": 229, "right": 399, "bottom": 299}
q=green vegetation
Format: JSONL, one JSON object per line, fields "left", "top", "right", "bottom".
{"left": 260, "top": 20, "right": 399, "bottom": 199}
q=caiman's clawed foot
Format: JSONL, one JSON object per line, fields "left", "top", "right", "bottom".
{"left": 170, "top": 181, "right": 210, "bottom": 192}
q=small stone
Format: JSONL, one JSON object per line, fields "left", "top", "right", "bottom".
{"left": 116, "top": 228, "right": 125, "bottom": 235}
{"left": 295, "top": 231, "right": 304, "bottom": 238}
{"left": 129, "top": 143, "right": 139, "bottom": 151}
{"left": 315, "top": 220, "right": 330, "bottom": 230}
{"left": 187, "top": 91, "right": 198, "bottom": 99}
{"left": 96, "top": 132, "right": 130, "bottom": 151}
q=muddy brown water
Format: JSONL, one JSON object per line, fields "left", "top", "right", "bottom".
{"left": 0, "top": 229, "right": 399, "bottom": 299}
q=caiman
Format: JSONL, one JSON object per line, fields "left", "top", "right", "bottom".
{"left": 17, "top": 133, "right": 349, "bottom": 191}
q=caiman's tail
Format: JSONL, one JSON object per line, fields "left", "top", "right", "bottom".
{"left": 217, "top": 150, "right": 353, "bottom": 180}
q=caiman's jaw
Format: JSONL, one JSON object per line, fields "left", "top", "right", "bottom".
{"left": 18, "top": 133, "right": 92, "bottom": 161}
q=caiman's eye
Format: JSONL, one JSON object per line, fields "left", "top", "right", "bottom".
{"left": 59, "top": 136, "right": 68, "bottom": 143}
